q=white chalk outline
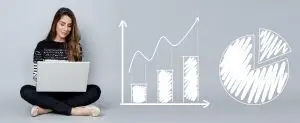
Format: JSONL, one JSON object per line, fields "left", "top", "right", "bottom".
{"left": 258, "top": 28, "right": 292, "bottom": 64}
{"left": 219, "top": 29, "right": 291, "bottom": 105}
{"left": 182, "top": 56, "right": 200, "bottom": 103}
{"left": 120, "top": 100, "right": 209, "bottom": 108}
{"left": 130, "top": 83, "right": 148, "bottom": 103}
{"left": 119, "top": 20, "right": 127, "bottom": 104}
{"left": 120, "top": 18, "right": 209, "bottom": 107}
{"left": 127, "top": 17, "right": 199, "bottom": 73}
{"left": 157, "top": 69, "right": 174, "bottom": 103}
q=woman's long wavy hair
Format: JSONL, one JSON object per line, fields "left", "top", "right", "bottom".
{"left": 46, "top": 7, "right": 81, "bottom": 61}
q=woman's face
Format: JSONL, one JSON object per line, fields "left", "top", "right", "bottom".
{"left": 56, "top": 15, "right": 72, "bottom": 41}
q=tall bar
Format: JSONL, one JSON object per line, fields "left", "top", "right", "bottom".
{"left": 183, "top": 56, "right": 199, "bottom": 103}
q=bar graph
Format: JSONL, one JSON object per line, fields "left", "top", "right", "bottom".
{"left": 157, "top": 69, "right": 173, "bottom": 103}
{"left": 130, "top": 83, "right": 147, "bottom": 103}
{"left": 183, "top": 56, "right": 199, "bottom": 103}
{"left": 119, "top": 17, "right": 209, "bottom": 107}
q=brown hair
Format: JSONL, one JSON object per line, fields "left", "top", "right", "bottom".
{"left": 46, "top": 7, "right": 81, "bottom": 61}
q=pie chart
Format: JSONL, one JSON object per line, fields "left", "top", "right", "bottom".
{"left": 219, "top": 28, "right": 292, "bottom": 105}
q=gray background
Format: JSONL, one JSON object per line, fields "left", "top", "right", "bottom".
{"left": 0, "top": 0, "right": 299, "bottom": 122}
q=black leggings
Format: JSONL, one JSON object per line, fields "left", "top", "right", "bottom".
{"left": 20, "top": 84, "right": 101, "bottom": 115}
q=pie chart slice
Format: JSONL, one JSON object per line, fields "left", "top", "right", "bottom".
{"left": 259, "top": 28, "right": 292, "bottom": 63}
{"left": 219, "top": 29, "right": 291, "bottom": 105}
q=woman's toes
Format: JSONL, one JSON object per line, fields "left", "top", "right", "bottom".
{"left": 31, "top": 106, "right": 39, "bottom": 117}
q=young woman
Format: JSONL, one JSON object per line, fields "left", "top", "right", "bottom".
{"left": 20, "top": 7, "right": 101, "bottom": 117}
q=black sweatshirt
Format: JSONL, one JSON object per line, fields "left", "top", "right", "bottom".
{"left": 32, "top": 40, "right": 83, "bottom": 84}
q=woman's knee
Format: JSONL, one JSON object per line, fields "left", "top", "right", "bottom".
{"left": 87, "top": 84, "right": 101, "bottom": 99}
{"left": 20, "top": 85, "right": 36, "bottom": 99}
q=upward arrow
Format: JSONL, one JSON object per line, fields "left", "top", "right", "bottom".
{"left": 119, "top": 20, "right": 127, "bottom": 104}
{"left": 119, "top": 20, "right": 127, "bottom": 29}
{"left": 127, "top": 17, "right": 200, "bottom": 73}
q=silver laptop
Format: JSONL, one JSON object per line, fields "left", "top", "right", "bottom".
{"left": 36, "top": 61, "right": 90, "bottom": 92}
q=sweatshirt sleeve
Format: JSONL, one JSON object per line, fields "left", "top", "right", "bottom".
{"left": 33, "top": 41, "right": 44, "bottom": 84}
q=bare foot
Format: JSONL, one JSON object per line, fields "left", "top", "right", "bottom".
{"left": 31, "top": 106, "right": 52, "bottom": 117}
{"left": 71, "top": 106, "right": 100, "bottom": 117}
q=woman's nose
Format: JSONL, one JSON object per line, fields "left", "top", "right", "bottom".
{"left": 62, "top": 26, "right": 67, "bottom": 31}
